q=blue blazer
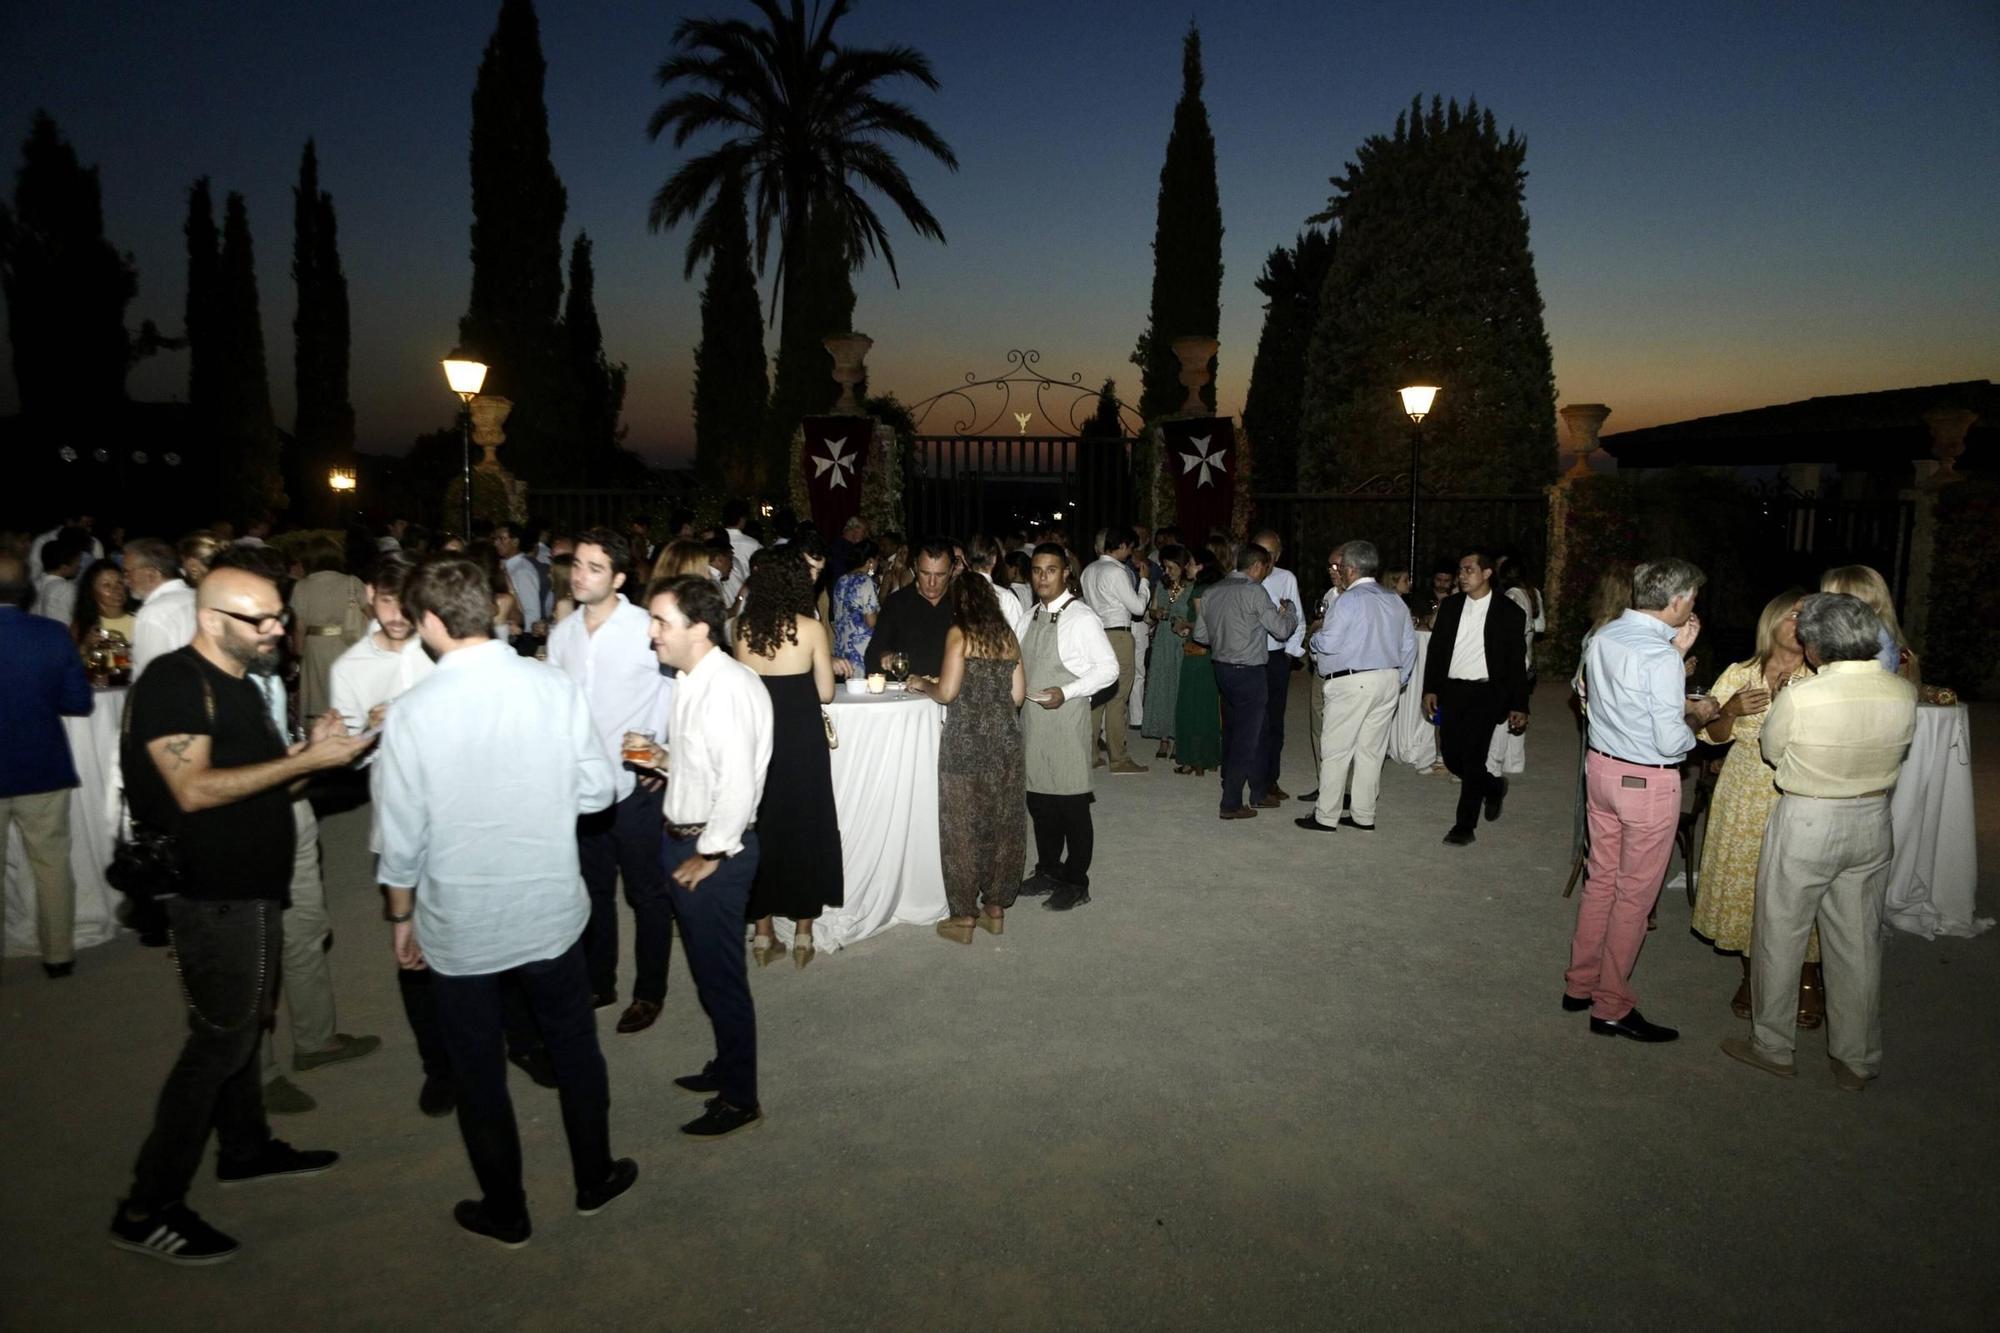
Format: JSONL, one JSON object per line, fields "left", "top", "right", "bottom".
{"left": 0, "top": 607, "right": 94, "bottom": 797}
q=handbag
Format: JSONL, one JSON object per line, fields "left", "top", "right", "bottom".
{"left": 821, "top": 706, "right": 838, "bottom": 750}
{"left": 1182, "top": 640, "right": 1210, "bottom": 658}
{"left": 106, "top": 667, "right": 214, "bottom": 903}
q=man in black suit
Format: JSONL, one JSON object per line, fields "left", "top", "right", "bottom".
{"left": 1421, "top": 549, "right": 1530, "bottom": 845}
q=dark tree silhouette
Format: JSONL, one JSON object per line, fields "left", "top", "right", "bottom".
{"left": 761, "top": 200, "right": 856, "bottom": 478}
{"left": 563, "top": 231, "right": 634, "bottom": 477}
{"left": 1080, "top": 378, "right": 1125, "bottom": 439}
{"left": 1243, "top": 228, "right": 1334, "bottom": 493}
{"left": 292, "top": 140, "right": 355, "bottom": 519}
{"left": 184, "top": 177, "right": 220, "bottom": 416}
{"left": 217, "top": 192, "right": 285, "bottom": 517}
{"left": 646, "top": 0, "right": 957, "bottom": 487}
{"left": 1132, "top": 25, "right": 1223, "bottom": 423}
{"left": 691, "top": 170, "right": 768, "bottom": 489}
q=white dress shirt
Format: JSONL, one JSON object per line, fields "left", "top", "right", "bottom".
{"left": 131, "top": 578, "right": 198, "bottom": 678}
{"left": 1032, "top": 592, "right": 1119, "bottom": 701}
{"left": 661, "top": 645, "right": 773, "bottom": 858}
{"left": 547, "top": 594, "right": 672, "bottom": 803}
{"left": 983, "top": 572, "right": 1029, "bottom": 643}
{"left": 28, "top": 526, "right": 101, "bottom": 580}
{"left": 34, "top": 573, "right": 76, "bottom": 626}
{"left": 1080, "top": 555, "right": 1149, "bottom": 632}
{"left": 328, "top": 627, "right": 435, "bottom": 733}
{"left": 503, "top": 551, "right": 544, "bottom": 623}
{"left": 1263, "top": 565, "right": 1306, "bottom": 656}
{"left": 1448, "top": 590, "right": 1493, "bottom": 681}
{"left": 375, "top": 640, "right": 614, "bottom": 976}
{"left": 722, "top": 527, "right": 762, "bottom": 607}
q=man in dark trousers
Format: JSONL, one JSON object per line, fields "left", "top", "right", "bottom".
{"left": 1422, "top": 549, "right": 1530, "bottom": 845}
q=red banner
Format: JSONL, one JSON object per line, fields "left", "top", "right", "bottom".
{"left": 1162, "top": 417, "right": 1236, "bottom": 544}
{"left": 800, "top": 416, "right": 873, "bottom": 535}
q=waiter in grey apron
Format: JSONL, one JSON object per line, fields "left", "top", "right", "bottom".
{"left": 1016, "top": 544, "right": 1118, "bottom": 913}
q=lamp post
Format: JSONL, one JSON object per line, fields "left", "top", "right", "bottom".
{"left": 441, "top": 349, "right": 489, "bottom": 539}
{"left": 1398, "top": 385, "right": 1439, "bottom": 578}
{"left": 328, "top": 467, "right": 356, "bottom": 523}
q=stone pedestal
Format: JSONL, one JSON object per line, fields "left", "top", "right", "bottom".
{"left": 824, "top": 333, "right": 874, "bottom": 417}
{"left": 469, "top": 395, "right": 514, "bottom": 470}
{"left": 1170, "top": 336, "right": 1219, "bottom": 416}
{"left": 1922, "top": 406, "right": 1977, "bottom": 484}
{"left": 445, "top": 393, "right": 527, "bottom": 525}
{"left": 1557, "top": 403, "right": 1611, "bottom": 479}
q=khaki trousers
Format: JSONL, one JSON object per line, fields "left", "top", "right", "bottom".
{"left": 1751, "top": 793, "right": 1890, "bottom": 1075}
{"left": 1091, "top": 630, "right": 1136, "bottom": 764}
{"left": 1, "top": 788, "right": 75, "bottom": 963}
{"left": 262, "top": 799, "right": 337, "bottom": 1079}
{"left": 1312, "top": 670, "right": 1401, "bottom": 826}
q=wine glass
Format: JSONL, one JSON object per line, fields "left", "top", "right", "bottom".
{"left": 887, "top": 651, "right": 910, "bottom": 683}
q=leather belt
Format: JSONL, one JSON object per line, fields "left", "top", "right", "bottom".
{"left": 665, "top": 821, "right": 756, "bottom": 840}
{"left": 1320, "top": 668, "right": 1354, "bottom": 680}
{"left": 1781, "top": 789, "right": 1890, "bottom": 800}
{"left": 306, "top": 625, "right": 346, "bottom": 637}
{"left": 1102, "top": 625, "right": 1131, "bottom": 634}
{"left": 1587, "top": 745, "right": 1677, "bottom": 770}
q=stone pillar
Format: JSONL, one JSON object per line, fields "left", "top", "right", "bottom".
{"left": 445, "top": 394, "right": 527, "bottom": 524}
{"left": 1922, "top": 406, "right": 1977, "bottom": 484}
{"left": 823, "top": 333, "right": 874, "bottom": 417}
{"left": 1557, "top": 403, "right": 1611, "bottom": 479}
{"left": 1170, "top": 335, "right": 1219, "bottom": 416}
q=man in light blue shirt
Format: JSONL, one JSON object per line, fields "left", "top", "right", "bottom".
{"left": 1254, "top": 529, "right": 1308, "bottom": 800}
{"left": 377, "top": 555, "right": 630, "bottom": 1247}
{"left": 1563, "top": 558, "right": 1722, "bottom": 1046}
{"left": 1297, "top": 540, "right": 1417, "bottom": 832}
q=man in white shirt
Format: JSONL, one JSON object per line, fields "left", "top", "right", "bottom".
{"left": 125, "top": 538, "right": 199, "bottom": 678}
{"left": 1018, "top": 544, "right": 1118, "bottom": 912}
{"left": 547, "top": 529, "right": 674, "bottom": 1035}
{"left": 642, "top": 574, "right": 772, "bottom": 1140}
{"left": 328, "top": 554, "right": 435, "bottom": 737}
{"left": 33, "top": 533, "right": 83, "bottom": 625}
{"left": 1080, "top": 528, "right": 1151, "bottom": 775}
{"left": 1252, "top": 530, "right": 1307, "bottom": 799}
{"left": 29, "top": 515, "right": 101, "bottom": 580}
{"left": 967, "top": 535, "right": 1028, "bottom": 644}
{"left": 377, "top": 554, "right": 631, "bottom": 1246}
{"left": 1421, "top": 549, "right": 1530, "bottom": 846}
{"left": 493, "top": 522, "right": 545, "bottom": 626}
{"left": 720, "top": 499, "right": 762, "bottom": 608}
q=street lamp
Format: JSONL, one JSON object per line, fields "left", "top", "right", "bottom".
{"left": 327, "top": 467, "right": 356, "bottom": 493}
{"left": 1398, "top": 384, "right": 1439, "bottom": 578}
{"left": 441, "top": 349, "right": 488, "bottom": 539}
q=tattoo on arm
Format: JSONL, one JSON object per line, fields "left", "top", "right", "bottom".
{"left": 163, "top": 735, "right": 196, "bottom": 769}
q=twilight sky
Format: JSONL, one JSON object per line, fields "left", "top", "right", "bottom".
{"left": 2, "top": 0, "right": 1995, "bottom": 467}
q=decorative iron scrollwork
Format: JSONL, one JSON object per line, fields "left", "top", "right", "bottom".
{"left": 904, "top": 349, "right": 1145, "bottom": 438}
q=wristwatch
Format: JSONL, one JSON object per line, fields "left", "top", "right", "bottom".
{"left": 386, "top": 908, "right": 414, "bottom": 923}
{"left": 700, "top": 849, "right": 730, "bottom": 863}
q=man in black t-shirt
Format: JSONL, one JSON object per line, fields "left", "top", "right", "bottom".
{"left": 864, "top": 538, "right": 955, "bottom": 677}
{"left": 110, "top": 567, "right": 369, "bottom": 1267}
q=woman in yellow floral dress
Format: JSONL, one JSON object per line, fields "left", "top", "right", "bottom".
{"left": 1690, "top": 590, "right": 1822, "bottom": 1026}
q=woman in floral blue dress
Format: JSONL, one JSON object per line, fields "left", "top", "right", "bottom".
{"left": 830, "top": 539, "right": 880, "bottom": 674}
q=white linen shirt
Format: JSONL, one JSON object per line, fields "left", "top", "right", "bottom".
{"left": 329, "top": 628, "right": 435, "bottom": 733}
{"left": 983, "top": 572, "right": 1029, "bottom": 643}
{"left": 375, "top": 640, "right": 614, "bottom": 976}
{"left": 1263, "top": 565, "right": 1307, "bottom": 656}
{"left": 721, "top": 527, "right": 762, "bottom": 607}
{"left": 35, "top": 573, "right": 76, "bottom": 626}
{"left": 1031, "top": 592, "right": 1119, "bottom": 701}
{"left": 1448, "top": 590, "right": 1493, "bottom": 681}
{"left": 503, "top": 552, "right": 544, "bottom": 623}
{"left": 662, "top": 646, "right": 772, "bottom": 858}
{"left": 547, "top": 594, "right": 672, "bottom": 803}
{"left": 131, "top": 578, "right": 198, "bottom": 678}
{"left": 1080, "top": 555, "right": 1149, "bottom": 631}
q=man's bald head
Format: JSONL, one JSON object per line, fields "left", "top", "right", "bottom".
{"left": 197, "top": 567, "right": 286, "bottom": 676}
{"left": 196, "top": 566, "right": 279, "bottom": 613}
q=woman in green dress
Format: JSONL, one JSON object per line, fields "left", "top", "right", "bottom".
{"left": 1141, "top": 544, "right": 1193, "bottom": 759}
{"left": 1172, "top": 545, "right": 1225, "bottom": 776}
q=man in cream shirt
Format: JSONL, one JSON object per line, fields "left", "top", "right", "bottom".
{"left": 1080, "top": 528, "right": 1150, "bottom": 775}
{"left": 1723, "top": 592, "right": 1917, "bottom": 1092}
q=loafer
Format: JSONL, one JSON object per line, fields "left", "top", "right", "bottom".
{"left": 218, "top": 1138, "right": 339, "bottom": 1184}
{"left": 43, "top": 960, "right": 74, "bottom": 979}
{"left": 1254, "top": 793, "right": 1282, "bottom": 809}
{"left": 1829, "top": 1058, "right": 1872, "bottom": 1092}
{"left": 454, "top": 1199, "right": 530, "bottom": 1249}
{"left": 1219, "top": 807, "right": 1257, "bottom": 821}
{"left": 1589, "top": 1009, "right": 1678, "bottom": 1043}
{"left": 1108, "top": 758, "right": 1150, "bottom": 775}
{"left": 1483, "top": 776, "right": 1508, "bottom": 822}
{"left": 1016, "top": 873, "right": 1060, "bottom": 898}
{"left": 293, "top": 1032, "right": 382, "bottom": 1073}
{"left": 1719, "top": 1036, "right": 1796, "bottom": 1078}
{"left": 1268, "top": 783, "right": 1291, "bottom": 801}
{"left": 673, "top": 1068, "right": 721, "bottom": 1097}
{"left": 1442, "top": 826, "right": 1475, "bottom": 846}
{"left": 615, "top": 999, "right": 661, "bottom": 1034}
{"left": 1294, "top": 816, "right": 1338, "bottom": 833}
{"left": 262, "top": 1075, "right": 317, "bottom": 1115}
{"left": 681, "top": 1097, "right": 763, "bottom": 1139}
{"left": 1043, "top": 884, "right": 1092, "bottom": 912}
{"left": 1560, "top": 993, "right": 1591, "bottom": 1013}
{"left": 1337, "top": 816, "right": 1374, "bottom": 831}
{"left": 1296, "top": 788, "right": 1319, "bottom": 803}
{"left": 576, "top": 1157, "right": 639, "bottom": 1215}
{"left": 419, "top": 1074, "right": 456, "bottom": 1118}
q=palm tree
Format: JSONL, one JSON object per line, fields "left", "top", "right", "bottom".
{"left": 646, "top": 0, "right": 958, "bottom": 321}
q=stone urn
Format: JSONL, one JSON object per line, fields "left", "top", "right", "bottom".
{"left": 1558, "top": 403, "right": 1612, "bottom": 479}
{"left": 469, "top": 394, "right": 514, "bottom": 470}
{"left": 823, "top": 333, "right": 874, "bottom": 416}
{"left": 1170, "top": 335, "right": 1219, "bottom": 416}
{"left": 1922, "top": 406, "right": 1977, "bottom": 483}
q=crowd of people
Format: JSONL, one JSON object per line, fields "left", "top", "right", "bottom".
{"left": 0, "top": 505, "right": 1928, "bottom": 1266}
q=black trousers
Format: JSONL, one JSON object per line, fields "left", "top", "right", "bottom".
{"left": 578, "top": 785, "right": 672, "bottom": 1002}
{"left": 666, "top": 832, "right": 760, "bottom": 1108}
{"left": 128, "top": 897, "right": 280, "bottom": 1211}
{"left": 1261, "top": 649, "right": 1293, "bottom": 784}
{"left": 1214, "top": 662, "right": 1269, "bottom": 811}
{"left": 1026, "top": 791, "right": 1094, "bottom": 888}
{"left": 429, "top": 939, "right": 612, "bottom": 1221}
{"left": 400, "top": 966, "right": 545, "bottom": 1079}
{"left": 1438, "top": 677, "right": 1504, "bottom": 831}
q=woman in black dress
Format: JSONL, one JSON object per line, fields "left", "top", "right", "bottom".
{"left": 734, "top": 547, "right": 843, "bottom": 969}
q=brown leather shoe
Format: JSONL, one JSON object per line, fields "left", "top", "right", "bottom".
{"left": 1828, "top": 1058, "right": 1871, "bottom": 1092}
{"left": 1796, "top": 962, "right": 1826, "bottom": 1030}
{"left": 1268, "top": 784, "right": 1290, "bottom": 801}
{"left": 1219, "top": 807, "right": 1258, "bottom": 820}
{"left": 1254, "top": 794, "right": 1282, "bottom": 809}
{"left": 1719, "top": 1036, "right": 1795, "bottom": 1079}
{"left": 616, "top": 999, "right": 662, "bottom": 1034}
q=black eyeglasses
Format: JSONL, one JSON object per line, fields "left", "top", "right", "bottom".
{"left": 212, "top": 608, "right": 291, "bottom": 632}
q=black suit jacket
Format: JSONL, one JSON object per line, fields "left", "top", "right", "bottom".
{"left": 1422, "top": 591, "right": 1531, "bottom": 715}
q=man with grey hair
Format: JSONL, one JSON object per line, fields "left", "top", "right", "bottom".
{"left": 1722, "top": 592, "right": 1916, "bottom": 1090}
{"left": 1193, "top": 543, "right": 1298, "bottom": 819}
{"left": 1563, "top": 557, "right": 1720, "bottom": 1043}
{"left": 1298, "top": 540, "right": 1416, "bottom": 832}
{"left": 126, "top": 538, "right": 198, "bottom": 678}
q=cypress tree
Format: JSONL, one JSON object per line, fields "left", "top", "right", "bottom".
{"left": 1298, "top": 96, "right": 1556, "bottom": 494}
{"left": 0, "top": 112, "right": 139, "bottom": 416}
{"left": 292, "top": 140, "right": 355, "bottom": 518}
{"left": 762, "top": 201, "right": 855, "bottom": 488}
{"left": 1132, "top": 25, "right": 1223, "bottom": 422}
{"left": 460, "top": 0, "right": 570, "bottom": 483}
{"left": 690, "top": 172, "right": 768, "bottom": 490}
{"left": 217, "top": 192, "right": 285, "bottom": 517}
{"left": 1243, "top": 227, "right": 1334, "bottom": 492}
{"left": 184, "top": 176, "right": 220, "bottom": 417}
{"left": 563, "top": 231, "right": 631, "bottom": 472}
{"left": 1080, "top": 378, "right": 1125, "bottom": 439}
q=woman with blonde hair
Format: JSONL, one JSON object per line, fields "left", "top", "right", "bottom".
{"left": 177, "top": 531, "right": 224, "bottom": 587}
{"left": 1819, "top": 564, "right": 1918, "bottom": 683}
{"left": 649, "top": 538, "right": 711, "bottom": 582}
{"left": 1690, "top": 589, "right": 1823, "bottom": 1027}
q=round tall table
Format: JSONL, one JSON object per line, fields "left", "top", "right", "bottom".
{"left": 1882, "top": 703, "right": 1986, "bottom": 939}
{"left": 1389, "top": 630, "right": 1439, "bottom": 771}
{"left": 5, "top": 685, "right": 126, "bottom": 957}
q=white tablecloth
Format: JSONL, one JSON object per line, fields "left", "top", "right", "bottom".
{"left": 5, "top": 687, "right": 125, "bottom": 957}
{"left": 1883, "top": 704, "right": 1987, "bottom": 939}
{"left": 1389, "top": 630, "right": 1439, "bottom": 771}
{"left": 779, "top": 690, "right": 947, "bottom": 950}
